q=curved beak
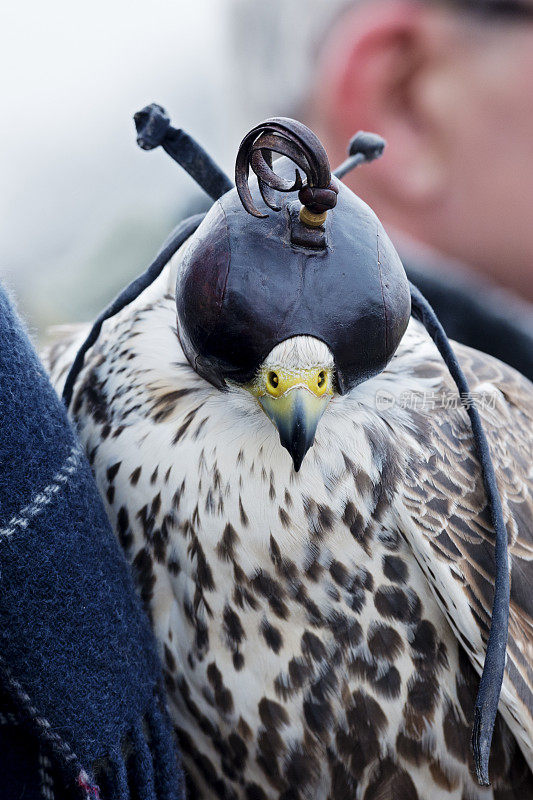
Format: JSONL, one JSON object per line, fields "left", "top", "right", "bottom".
{"left": 259, "top": 388, "right": 331, "bottom": 471}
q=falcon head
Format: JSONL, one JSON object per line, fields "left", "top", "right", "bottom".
{"left": 244, "top": 336, "right": 334, "bottom": 471}
{"left": 175, "top": 118, "right": 411, "bottom": 470}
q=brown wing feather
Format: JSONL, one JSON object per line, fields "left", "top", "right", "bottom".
{"left": 396, "top": 340, "right": 533, "bottom": 764}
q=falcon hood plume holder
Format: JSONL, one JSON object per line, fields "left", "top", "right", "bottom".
{"left": 63, "top": 103, "right": 510, "bottom": 787}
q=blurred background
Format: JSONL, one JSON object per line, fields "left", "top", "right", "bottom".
{"left": 2, "top": 0, "right": 532, "bottom": 376}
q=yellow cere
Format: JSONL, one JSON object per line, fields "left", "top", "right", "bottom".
{"left": 249, "top": 367, "right": 332, "bottom": 399}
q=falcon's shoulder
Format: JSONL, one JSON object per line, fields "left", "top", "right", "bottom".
{"left": 44, "top": 256, "right": 186, "bottom": 401}
{"left": 393, "top": 334, "right": 533, "bottom": 767}
{"left": 43, "top": 323, "right": 90, "bottom": 392}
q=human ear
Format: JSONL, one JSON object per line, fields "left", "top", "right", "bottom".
{"left": 313, "top": 0, "right": 450, "bottom": 207}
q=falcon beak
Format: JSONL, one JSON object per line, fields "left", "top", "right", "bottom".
{"left": 255, "top": 366, "right": 332, "bottom": 470}
{"left": 259, "top": 388, "right": 330, "bottom": 470}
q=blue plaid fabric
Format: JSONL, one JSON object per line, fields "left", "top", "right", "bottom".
{"left": 0, "top": 285, "right": 185, "bottom": 800}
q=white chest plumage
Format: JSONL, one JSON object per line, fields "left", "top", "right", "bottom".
{"left": 96, "top": 403, "right": 464, "bottom": 799}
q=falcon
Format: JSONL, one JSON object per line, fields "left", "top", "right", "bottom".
{"left": 47, "top": 110, "right": 533, "bottom": 800}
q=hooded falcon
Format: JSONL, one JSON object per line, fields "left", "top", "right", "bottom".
{"left": 47, "top": 111, "right": 533, "bottom": 800}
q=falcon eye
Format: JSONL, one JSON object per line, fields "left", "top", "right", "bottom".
{"left": 318, "top": 371, "right": 326, "bottom": 388}
{"left": 263, "top": 370, "right": 284, "bottom": 398}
